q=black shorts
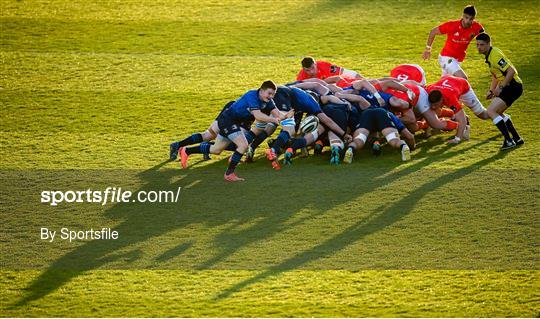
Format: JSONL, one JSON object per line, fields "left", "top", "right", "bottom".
{"left": 356, "top": 107, "right": 396, "bottom": 132}
{"left": 322, "top": 103, "right": 349, "bottom": 132}
{"left": 218, "top": 101, "right": 251, "bottom": 131}
{"left": 499, "top": 80, "right": 523, "bottom": 107}
{"left": 348, "top": 107, "right": 363, "bottom": 131}
{"left": 216, "top": 113, "right": 243, "bottom": 138}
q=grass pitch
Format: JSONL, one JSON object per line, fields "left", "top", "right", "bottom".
{"left": 1, "top": 0, "right": 539, "bottom": 317}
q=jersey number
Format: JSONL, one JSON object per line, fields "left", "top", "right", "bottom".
{"left": 441, "top": 79, "right": 452, "bottom": 88}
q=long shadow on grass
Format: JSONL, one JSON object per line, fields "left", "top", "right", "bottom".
{"left": 214, "top": 139, "right": 507, "bottom": 299}
{"left": 12, "top": 136, "right": 495, "bottom": 308}
{"left": 195, "top": 136, "right": 499, "bottom": 272}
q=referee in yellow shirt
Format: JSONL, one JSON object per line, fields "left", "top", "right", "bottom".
{"left": 476, "top": 33, "right": 523, "bottom": 150}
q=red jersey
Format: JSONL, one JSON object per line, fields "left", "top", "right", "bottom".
{"left": 336, "top": 77, "right": 357, "bottom": 88}
{"left": 426, "top": 75, "right": 471, "bottom": 111}
{"left": 390, "top": 64, "right": 426, "bottom": 85}
{"left": 296, "top": 61, "right": 342, "bottom": 81}
{"left": 438, "top": 19, "right": 484, "bottom": 62}
{"left": 386, "top": 83, "right": 421, "bottom": 108}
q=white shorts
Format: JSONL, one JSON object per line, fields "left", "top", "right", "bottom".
{"left": 341, "top": 68, "right": 360, "bottom": 78}
{"left": 459, "top": 88, "right": 486, "bottom": 115}
{"left": 415, "top": 86, "right": 430, "bottom": 114}
{"left": 438, "top": 55, "right": 463, "bottom": 76}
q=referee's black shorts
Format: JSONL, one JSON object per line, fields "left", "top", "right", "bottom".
{"left": 499, "top": 79, "right": 523, "bottom": 107}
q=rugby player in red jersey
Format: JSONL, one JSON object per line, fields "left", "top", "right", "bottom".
{"left": 296, "top": 57, "right": 362, "bottom": 88}
{"left": 390, "top": 64, "right": 427, "bottom": 86}
{"left": 427, "top": 75, "right": 489, "bottom": 144}
{"left": 422, "top": 5, "right": 484, "bottom": 80}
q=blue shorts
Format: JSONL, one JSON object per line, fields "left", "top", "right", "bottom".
{"left": 217, "top": 101, "right": 251, "bottom": 132}
{"left": 356, "top": 108, "right": 396, "bottom": 132}
{"left": 322, "top": 103, "right": 351, "bottom": 132}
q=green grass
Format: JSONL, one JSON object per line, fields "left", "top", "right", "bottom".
{"left": 1, "top": 0, "right": 539, "bottom": 317}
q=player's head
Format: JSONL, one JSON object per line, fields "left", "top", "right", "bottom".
{"left": 301, "top": 57, "right": 318, "bottom": 76}
{"left": 259, "top": 80, "right": 277, "bottom": 102}
{"left": 475, "top": 32, "right": 491, "bottom": 55}
{"left": 462, "top": 5, "right": 477, "bottom": 28}
{"left": 428, "top": 90, "right": 443, "bottom": 108}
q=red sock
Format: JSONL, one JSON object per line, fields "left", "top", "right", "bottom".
{"left": 440, "top": 108, "right": 455, "bottom": 118}
{"left": 443, "top": 120, "right": 458, "bottom": 131}
{"left": 417, "top": 120, "right": 429, "bottom": 130}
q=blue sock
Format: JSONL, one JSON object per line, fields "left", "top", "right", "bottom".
{"left": 291, "top": 138, "right": 307, "bottom": 152}
{"left": 251, "top": 131, "right": 268, "bottom": 151}
{"left": 186, "top": 142, "right": 209, "bottom": 155}
{"left": 178, "top": 133, "right": 203, "bottom": 147}
{"left": 225, "top": 143, "right": 236, "bottom": 151}
{"left": 245, "top": 131, "right": 256, "bottom": 144}
{"left": 226, "top": 151, "right": 243, "bottom": 175}
{"left": 272, "top": 130, "right": 290, "bottom": 154}
{"left": 200, "top": 142, "right": 211, "bottom": 156}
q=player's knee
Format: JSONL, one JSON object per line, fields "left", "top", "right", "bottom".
{"left": 209, "top": 145, "right": 223, "bottom": 155}
{"left": 235, "top": 141, "right": 248, "bottom": 154}
{"left": 433, "top": 120, "right": 446, "bottom": 130}
{"left": 487, "top": 107, "right": 500, "bottom": 119}
{"left": 384, "top": 131, "right": 399, "bottom": 142}
{"left": 203, "top": 130, "right": 216, "bottom": 141}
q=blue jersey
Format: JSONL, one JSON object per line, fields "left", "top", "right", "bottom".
{"left": 357, "top": 89, "right": 393, "bottom": 109}
{"left": 274, "top": 86, "right": 293, "bottom": 112}
{"left": 224, "top": 90, "right": 276, "bottom": 122}
{"left": 291, "top": 88, "right": 322, "bottom": 115}
{"left": 389, "top": 112, "right": 406, "bottom": 132}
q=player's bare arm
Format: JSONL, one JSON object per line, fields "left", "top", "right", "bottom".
{"left": 422, "top": 26, "right": 441, "bottom": 60}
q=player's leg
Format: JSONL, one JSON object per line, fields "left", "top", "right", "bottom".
{"left": 447, "top": 57, "right": 468, "bottom": 80}
{"left": 267, "top": 118, "right": 295, "bottom": 158}
{"left": 371, "top": 108, "right": 410, "bottom": 161}
{"left": 224, "top": 131, "right": 249, "bottom": 182}
{"left": 328, "top": 131, "right": 344, "bottom": 164}
{"left": 178, "top": 136, "right": 223, "bottom": 169}
{"left": 169, "top": 121, "right": 219, "bottom": 160}
{"left": 487, "top": 97, "right": 517, "bottom": 150}
{"left": 248, "top": 123, "right": 277, "bottom": 161}
{"left": 381, "top": 127, "right": 410, "bottom": 161}
{"left": 460, "top": 88, "right": 489, "bottom": 120}
{"left": 439, "top": 55, "right": 468, "bottom": 79}
{"left": 495, "top": 82, "right": 524, "bottom": 145}
{"left": 344, "top": 127, "right": 369, "bottom": 163}
{"left": 285, "top": 126, "right": 323, "bottom": 165}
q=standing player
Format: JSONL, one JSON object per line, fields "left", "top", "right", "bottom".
{"left": 476, "top": 33, "right": 524, "bottom": 149}
{"left": 297, "top": 56, "right": 363, "bottom": 88}
{"left": 422, "top": 5, "right": 484, "bottom": 79}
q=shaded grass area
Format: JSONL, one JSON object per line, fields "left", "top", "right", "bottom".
{"left": 1, "top": 270, "right": 538, "bottom": 317}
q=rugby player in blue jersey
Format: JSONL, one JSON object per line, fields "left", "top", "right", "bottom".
{"left": 343, "top": 107, "right": 414, "bottom": 163}
{"left": 253, "top": 85, "right": 352, "bottom": 169}
{"left": 177, "top": 80, "right": 290, "bottom": 182}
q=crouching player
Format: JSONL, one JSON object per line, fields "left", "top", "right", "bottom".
{"left": 426, "top": 75, "right": 489, "bottom": 143}
{"left": 390, "top": 63, "right": 427, "bottom": 86}
{"left": 344, "top": 108, "right": 413, "bottom": 162}
{"left": 178, "top": 80, "right": 289, "bottom": 182}
{"left": 264, "top": 86, "right": 351, "bottom": 167}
